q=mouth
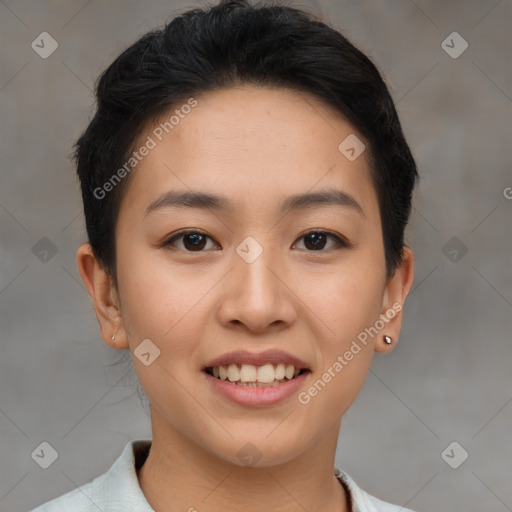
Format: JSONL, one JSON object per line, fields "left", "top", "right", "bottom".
{"left": 203, "top": 363, "right": 311, "bottom": 388}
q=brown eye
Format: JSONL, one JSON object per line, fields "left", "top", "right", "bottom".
{"left": 163, "top": 229, "right": 348, "bottom": 253}
{"left": 294, "top": 231, "right": 348, "bottom": 251}
{"left": 164, "top": 231, "right": 218, "bottom": 252}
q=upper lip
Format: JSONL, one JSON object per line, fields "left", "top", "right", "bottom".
{"left": 203, "top": 349, "right": 310, "bottom": 370}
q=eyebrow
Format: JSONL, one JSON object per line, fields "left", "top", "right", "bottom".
{"left": 144, "top": 187, "right": 365, "bottom": 218}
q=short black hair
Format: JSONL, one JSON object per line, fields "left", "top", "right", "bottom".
{"left": 74, "top": 0, "right": 419, "bottom": 285}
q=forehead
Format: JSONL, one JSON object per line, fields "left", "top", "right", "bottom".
{"left": 118, "top": 85, "right": 378, "bottom": 222}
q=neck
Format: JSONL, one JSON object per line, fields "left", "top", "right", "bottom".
{"left": 137, "top": 408, "right": 349, "bottom": 512}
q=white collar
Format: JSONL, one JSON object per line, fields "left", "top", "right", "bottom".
{"left": 33, "top": 439, "right": 416, "bottom": 512}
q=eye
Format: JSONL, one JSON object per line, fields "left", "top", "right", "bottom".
{"left": 163, "top": 230, "right": 219, "bottom": 252}
{"left": 293, "top": 230, "right": 349, "bottom": 251}
{"left": 162, "top": 229, "right": 349, "bottom": 253}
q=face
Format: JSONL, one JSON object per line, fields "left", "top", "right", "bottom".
{"left": 79, "top": 84, "right": 413, "bottom": 467}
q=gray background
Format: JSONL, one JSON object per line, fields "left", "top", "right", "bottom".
{"left": 1, "top": 0, "right": 511, "bottom": 511}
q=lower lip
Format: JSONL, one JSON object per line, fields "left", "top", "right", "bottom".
{"left": 202, "top": 370, "right": 310, "bottom": 407}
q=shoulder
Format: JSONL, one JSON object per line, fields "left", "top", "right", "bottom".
{"left": 30, "top": 479, "right": 101, "bottom": 512}
{"left": 335, "top": 468, "right": 418, "bottom": 512}
{"left": 30, "top": 439, "right": 153, "bottom": 512}
{"left": 364, "top": 494, "right": 417, "bottom": 512}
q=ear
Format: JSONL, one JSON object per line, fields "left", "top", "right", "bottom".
{"left": 76, "top": 243, "right": 129, "bottom": 350}
{"left": 374, "top": 246, "right": 414, "bottom": 353}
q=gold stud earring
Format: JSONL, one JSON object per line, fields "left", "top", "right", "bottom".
{"left": 112, "top": 330, "right": 117, "bottom": 341}
{"left": 383, "top": 335, "right": 393, "bottom": 345}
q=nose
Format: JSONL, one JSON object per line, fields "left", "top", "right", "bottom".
{"left": 216, "top": 239, "right": 297, "bottom": 334}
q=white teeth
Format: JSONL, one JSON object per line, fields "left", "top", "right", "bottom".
{"left": 209, "top": 363, "right": 304, "bottom": 384}
{"left": 227, "top": 364, "right": 240, "bottom": 382}
{"left": 257, "top": 364, "right": 275, "bottom": 383}
{"left": 240, "top": 364, "right": 257, "bottom": 382}
{"left": 275, "top": 363, "right": 285, "bottom": 380}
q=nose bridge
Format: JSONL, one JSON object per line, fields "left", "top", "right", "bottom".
{"left": 219, "top": 233, "right": 294, "bottom": 331}
{"left": 234, "top": 234, "right": 280, "bottom": 301}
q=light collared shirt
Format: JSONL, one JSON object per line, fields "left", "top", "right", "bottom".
{"left": 31, "top": 439, "right": 417, "bottom": 512}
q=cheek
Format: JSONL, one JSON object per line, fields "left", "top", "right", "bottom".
{"left": 115, "top": 251, "right": 208, "bottom": 413}
{"left": 298, "top": 257, "right": 385, "bottom": 339}
{"left": 296, "top": 267, "right": 381, "bottom": 424}
{"left": 116, "top": 246, "right": 214, "bottom": 372}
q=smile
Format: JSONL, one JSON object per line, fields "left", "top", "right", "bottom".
{"left": 204, "top": 363, "right": 309, "bottom": 387}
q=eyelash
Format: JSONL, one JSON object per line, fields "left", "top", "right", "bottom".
{"left": 162, "top": 229, "right": 350, "bottom": 252}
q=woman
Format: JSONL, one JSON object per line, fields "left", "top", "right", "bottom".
{"left": 33, "top": 0, "right": 418, "bottom": 510}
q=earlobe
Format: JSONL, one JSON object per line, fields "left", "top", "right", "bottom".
{"left": 76, "top": 243, "right": 129, "bottom": 349}
{"left": 375, "top": 246, "right": 414, "bottom": 353}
